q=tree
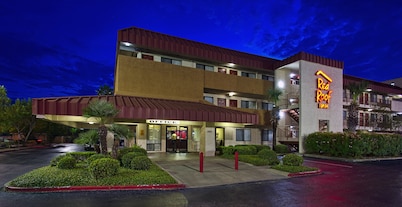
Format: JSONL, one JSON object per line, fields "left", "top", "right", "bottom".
{"left": 0, "top": 85, "right": 11, "bottom": 133}
{"left": 96, "top": 84, "right": 114, "bottom": 95}
{"left": 108, "top": 124, "right": 134, "bottom": 159}
{"left": 83, "top": 100, "right": 119, "bottom": 155}
{"left": 266, "top": 88, "right": 283, "bottom": 151}
{"left": 74, "top": 129, "right": 99, "bottom": 152}
{"left": 346, "top": 81, "right": 368, "bottom": 133}
{"left": 4, "top": 99, "right": 36, "bottom": 143}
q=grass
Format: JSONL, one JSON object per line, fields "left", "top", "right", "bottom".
{"left": 8, "top": 163, "right": 177, "bottom": 188}
{"left": 219, "top": 153, "right": 318, "bottom": 173}
{"left": 271, "top": 165, "right": 318, "bottom": 173}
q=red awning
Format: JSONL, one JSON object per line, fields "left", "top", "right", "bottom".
{"left": 32, "top": 95, "right": 258, "bottom": 124}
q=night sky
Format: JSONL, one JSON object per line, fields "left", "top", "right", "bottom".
{"left": 1, "top": 0, "right": 401, "bottom": 100}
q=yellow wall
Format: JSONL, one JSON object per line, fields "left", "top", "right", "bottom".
{"left": 115, "top": 55, "right": 205, "bottom": 101}
{"left": 204, "top": 71, "right": 273, "bottom": 97}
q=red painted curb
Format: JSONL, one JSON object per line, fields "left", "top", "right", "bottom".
{"left": 5, "top": 184, "right": 186, "bottom": 193}
{"left": 288, "top": 169, "right": 322, "bottom": 177}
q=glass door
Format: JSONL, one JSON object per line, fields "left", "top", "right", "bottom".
{"left": 166, "top": 126, "right": 188, "bottom": 153}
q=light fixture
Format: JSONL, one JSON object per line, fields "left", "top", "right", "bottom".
{"left": 89, "top": 122, "right": 94, "bottom": 125}
{"left": 277, "top": 80, "right": 285, "bottom": 89}
{"left": 228, "top": 92, "right": 235, "bottom": 97}
{"left": 366, "top": 88, "right": 372, "bottom": 92}
{"left": 367, "top": 109, "right": 373, "bottom": 112}
{"left": 122, "top": 42, "right": 133, "bottom": 47}
{"left": 227, "top": 62, "right": 235, "bottom": 67}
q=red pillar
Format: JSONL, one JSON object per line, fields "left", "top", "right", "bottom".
{"left": 199, "top": 152, "right": 204, "bottom": 173}
{"left": 235, "top": 151, "right": 239, "bottom": 170}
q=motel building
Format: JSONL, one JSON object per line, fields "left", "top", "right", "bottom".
{"left": 32, "top": 27, "right": 402, "bottom": 156}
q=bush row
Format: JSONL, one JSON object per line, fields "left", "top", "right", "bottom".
{"left": 49, "top": 146, "right": 152, "bottom": 179}
{"left": 305, "top": 132, "right": 402, "bottom": 158}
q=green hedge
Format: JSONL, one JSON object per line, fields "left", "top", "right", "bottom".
{"left": 89, "top": 158, "right": 120, "bottom": 179}
{"left": 305, "top": 132, "right": 402, "bottom": 158}
{"left": 57, "top": 156, "right": 77, "bottom": 169}
{"left": 275, "top": 144, "right": 289, "bottom": 154}
{"left": 117, "top": 146, "right": 147, "bottom": 161}
{"left": 282, "top": 154, "right": 303, "bottom": 166}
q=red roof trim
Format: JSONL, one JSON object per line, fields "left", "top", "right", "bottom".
{"left": 32, "top": 95, "right": 258, "bottom": 124}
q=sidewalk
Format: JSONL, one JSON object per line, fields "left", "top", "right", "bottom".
{"left": 148, "top": 152, "right": 289, "bottom": 188}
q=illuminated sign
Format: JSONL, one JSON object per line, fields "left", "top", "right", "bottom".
{"left": 146, "top": 119, "right": 180, "bottom": 124}
{"left": 315, "top": 70, "right": 333, "bottom": 109}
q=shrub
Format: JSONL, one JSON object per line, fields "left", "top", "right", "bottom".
{"left": 130, "top": 156, "right": 152, "bottom": 170}
{"left": 257, "top": 149, "right": 279, "bottom": 165}
{"left": 68, "top": 152, "right": 97, "bottom": 161}
{"left": 234, "top": 145, "right": 258, "bottom": 155}
{"left": 275, "top": 144, "right": 289, "bottom": 154}
{"left": 50, "top": 155, "right": 68, "bottom": 167}
{"left": 282, "top": 154, "right": 303, "bottom": 166}
{"left": 122, "top": 152, "right": 146, "bottom": 168}
{"left": 89, "top": 158, "right": 120, "bottom": 179}
{"left": 87, "top": 154, "right": 111, "bottom": 164}
{"left": 255, "top": 145, "right": 271, "bottom": 152}
{"left": 57, "top": 156, "right": 77, "bottom": 169}
{"left": 222, "top": 146, "right": 236, "bottom": 155}
{"left": 117, "top": 146, "right": 147, "bottom": 161}
{"left": 238, "top": 155, "right": 269, "bottom": 166}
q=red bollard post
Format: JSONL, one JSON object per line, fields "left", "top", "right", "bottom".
{"left": 235, "top": 151, "right": 239, "bottom": 171}
{"left": 199, "top": 152, "right": 204, "bottom": 173}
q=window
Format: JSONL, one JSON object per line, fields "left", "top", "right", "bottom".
{"left": 262, "top": 129, "right": 273, "bottom": 141}
{"left": 218, "top": 98, "right": 226, "bottom": 107}
{"left": 147, "top": 125, "right": 161, "bottom": 151}
{"left": 262, "top": 102, "right": 274, "bottom": 110}
{"left": 142, "top": 54, "right": 154, "bottom": 60}
{"left": 204, "top": 96, "right": 214, "bottom": 104}
{"left": 241, "top": 72, "right": 256, "bottom": 78}
{"left": 262, "top": 75, "right": 274, "bottom": 81}
{"left": 196, "top": 63, "right": 214, "bottom": 71}
{"left": 236, "top": 129, "right": 251, "bottom": 141}
{"left": 370, "top": 114, "right": 377, "bottom": 123}
{"left": 218, "top": 68, "right": 227, "bottom": 73}
{"left": 229, "top": 100, "right": 237, "bottom": 107}
{"left": 230, "top": 70, "right": 238, "bottom": 75}
{"left": 161, "top": 57, "right": 182, "bottom": 65}
{"left": 241, "top": 100, "right": 256, "bottom": 109}
{"left": 370, "top": 94, "right": 377, "bottom": 103}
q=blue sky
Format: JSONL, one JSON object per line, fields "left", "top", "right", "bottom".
{"left": 1, "top": 0, "right": 401, "bottom": 100}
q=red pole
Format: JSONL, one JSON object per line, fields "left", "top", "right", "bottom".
{"left": 235, "top": 151, "right": 239, "bottom": 170}
{"left": 199, "top": 152, "right": 204, "bottom": 173}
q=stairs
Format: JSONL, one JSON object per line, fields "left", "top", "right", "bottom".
{"left": 288, "top": 108, "right": 299, "bottom": 123}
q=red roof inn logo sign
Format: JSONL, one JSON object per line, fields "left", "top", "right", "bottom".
{"left": 315, "top": 70, "right": 333, "bottom": 109}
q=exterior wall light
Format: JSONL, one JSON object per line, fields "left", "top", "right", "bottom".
{"left": 228, "top": 92, "right": 235, "bottom": 97}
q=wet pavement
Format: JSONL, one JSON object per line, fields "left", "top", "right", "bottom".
{"left": 148, "top": 152, "right": 289, "bottom": 188}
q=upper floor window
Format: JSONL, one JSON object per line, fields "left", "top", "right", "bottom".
{"left": 142, "top": 54, "right": 154, "bottom": 60}
{"left": 230, "top": 70, "right": 238, "bottom": 75}
{"left": 262, "top": 75, "right": 275, "bottom": 81}
{"left": 218, "top": 68, "right": 227, "bottom": 74}
{"left": 161, "top": 57, "right": 182, "bottom": 65}
{"left": 218, "top": 98, "right": 226, "bottom": 107}
{"left": 262, "top": 102, "right": 274, "bottom": 110}
{"left": 262, "top": 129, "right": 273, "bottom": 141}
{"left": 204, "top": 96, "right": 214, "bottom": 104}
{"left": 241, "top": 72, "right": 256, "bottom": 78}
{"left": 196, "top": 63, "right": 214, "bottom": 71}
{"left": 229, "top": 100, "right": 238, "bottom": 107}
{"left": 241, "top": 100, "right": 256, "bottom": 109}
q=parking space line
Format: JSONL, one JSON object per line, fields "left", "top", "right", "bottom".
{"left": 304, "top": 160, "right": 353, "bottom": 168}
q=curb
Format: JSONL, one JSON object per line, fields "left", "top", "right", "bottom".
{"left": 288, "top": 169, "right": 322, "bottom": 177}
{"left": 5, "top": 184, "right": 186, "bottom": 193}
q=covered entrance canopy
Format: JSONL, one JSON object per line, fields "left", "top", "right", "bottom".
{"left": 32, "top": 95, "right": 259, "bottom": 128}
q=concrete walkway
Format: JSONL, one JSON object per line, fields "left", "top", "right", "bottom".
{"left": 148, "top": 152, "right": 289, "bottom": 188}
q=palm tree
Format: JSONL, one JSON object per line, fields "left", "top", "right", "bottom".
{"left": 96, "top": 84, "right": 114, "bottom": 95}
{"left": 266, "top": 88, "right": 283, "bottom": 150}
{"left": 108, "top": 124, "right": 134, "bottom": 159}
{"left": 83, "top": 100, "right": 119, "bottom": 155}
{"left": 346, "top": 81, "right": 368, "bottom": 133}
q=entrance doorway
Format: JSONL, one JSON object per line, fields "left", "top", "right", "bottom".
{"left": 166, "top": 126, "right": 188, "bottom": 153}
{"left": 215, "top": 127, "right": 225, "bottom": 148}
